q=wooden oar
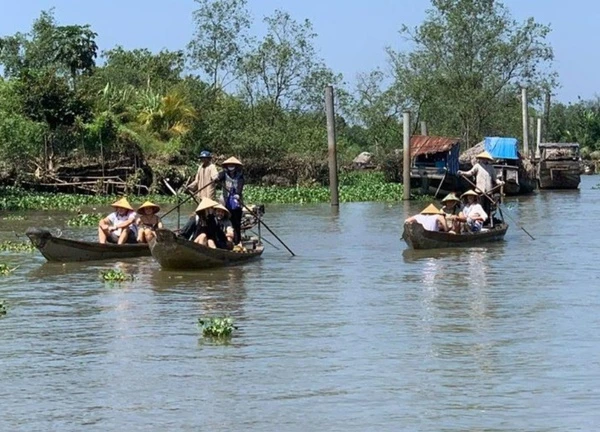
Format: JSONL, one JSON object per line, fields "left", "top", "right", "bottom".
{"left": 161, "top": 180, "right": 215, "bottom": 219}
{"left": 460, "top": 174, "right": 535, "bottom": 240}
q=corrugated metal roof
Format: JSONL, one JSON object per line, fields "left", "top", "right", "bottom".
{"left": 539, "top": 142, "right": 580, "bottom": 148}
{"left": 410, "top": 135, "right": 460, "bottom": 157}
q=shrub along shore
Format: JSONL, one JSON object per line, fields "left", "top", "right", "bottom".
{"left": 0, "top": 172, "right": 421, "bottom": 212}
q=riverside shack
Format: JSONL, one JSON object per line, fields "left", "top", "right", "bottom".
{"left": 409, "top": 135, "right": 461, "bottom": 195}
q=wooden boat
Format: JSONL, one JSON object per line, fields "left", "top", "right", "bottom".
{"left": 149, "top": 229, "right": 264, "bottom": 270}
{"left": 402, "top": 222, "right": 508, "bottom": 250}
{"left": 26, "top": 227, "right": 151, "bottom": 262}
{"left": 536, "top": 143, "right": 582, "bottom": 189}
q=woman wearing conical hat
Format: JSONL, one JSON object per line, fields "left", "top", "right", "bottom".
{"left": 135, "top": 201, "right": 163, "bottom": 243}
{"left": 214, "top": 156, "right": 245, "bottom": 246}
{"left": 404, "top": 204, "right": 449, "bottom": 232}
{"left": 213, "top": 204, "right": 235, "bottom": 250}
{"left": 178, "top": 197, "right": 219, "bottom": 247}
{"left": 440, "top": 193, "right": 462, "bottom": 233}
{"left": 98, "top": 197, "right": 138, "bottom": 244}
{"left": 456, "top": 190, "right": 488, "bottom": 233}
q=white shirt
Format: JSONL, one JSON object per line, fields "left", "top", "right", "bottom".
{"left": 107, "top": 211, "right": 137, "bottom": 236}
{"left": 462, "top": 203, "right": 488, "bottom": 222}
{"left": 413, "top": 214, "right": 442, "bottom": 232}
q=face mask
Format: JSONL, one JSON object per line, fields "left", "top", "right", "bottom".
{"left": 226, "top": 166, "right": 236, "bottom": 172}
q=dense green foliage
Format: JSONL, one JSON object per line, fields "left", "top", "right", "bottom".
{"left": 0, "top": 241, "right": 36, "bottom": 253}
{"left": 0, "top": 0, "right": 596, "bottom": 192}
{"left": 0, "top": 173, "right": 421, "bottom": 209}
{"left": 100, "top": 269, "right": 133, "bottom": 282}
{"left": 67, "top": 213, "right": 104, "bottom": 227}
{"left": 198, "top": 316, "right": 237, "bottom": 339}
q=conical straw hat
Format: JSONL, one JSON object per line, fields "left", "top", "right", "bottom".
{"left": 441, "top": 193, "right": 460, "bottom": 203}
{"left": 460, "top": 190, "right": 479, "bottom": 198}
{"left": 111, "top": 197, "right": 133, "bottom": 211}
{"left": 476, "top": 151, "right": 494, "bottom": 161}
{"left": 420, "top": 204, "right": 443, "bottom": 215}
{"left": 195, "top": 197, "right": 219, "bottom": 213}
{"left": 137, "top": 201, "right": 160, "bottom": 214}
{"left": 214, "top": 203, "right": 230, "bottom": 217}
{"left": 222, "top": 156, "right": 243, "bottom": 166}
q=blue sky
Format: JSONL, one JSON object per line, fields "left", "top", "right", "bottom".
{"left": 0, "top": 0, "right": 597, "bottom": 103}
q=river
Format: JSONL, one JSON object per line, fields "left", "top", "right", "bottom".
{"left": 1, "top": 176, "right": 599, "bottom": 431}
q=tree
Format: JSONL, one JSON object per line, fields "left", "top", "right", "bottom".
{"left": 188, "top": 0, "right": 250, "bottom": 89}
{"left": 238, "top": 10, "right": 322, "bottom": 110}
{"left": 387, "top": 0, "right": 555, "bottom": 145}
{"left": 0, "top": 10, "right": 98, "bottom": 83}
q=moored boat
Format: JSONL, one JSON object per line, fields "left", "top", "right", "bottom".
{"left": 149, "top": 228, "right": 264, "bottom": 270}
{"left": 402, "top": 222, "right": 508, "bottom": 250}
{"left": 536, "top": 143, "right": 582, "bottom": 189}
{"left": 26, "top": 227, "right": 151, "bottom": 262}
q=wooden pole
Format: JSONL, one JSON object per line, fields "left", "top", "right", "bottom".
{"left": 536, "top": 117, "right": 542, "bottom": 158}
{"left": 544, "top": 90, "right": 551, "bottom": 142}
{"left": 403, "top": 111, "right": 411, "bottom": 201}
{"left": 420, "top": 121, "right": 428, "bottom": 136}
{"left": 529, "top": 115, "right": 535, "bottom": 150}
{"left": 521, "top": 87, "right": 529, "bottom": 158}
{"left": 325, "top": 86, "right": 339, "bottom": 207}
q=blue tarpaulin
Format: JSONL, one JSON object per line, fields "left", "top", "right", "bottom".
{"left": 484, "top": 137, "right": 518, "bottom": 160}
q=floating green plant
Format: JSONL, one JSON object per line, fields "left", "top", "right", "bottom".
{"left": 0, "top": 264, "right": 17, "bottom": 275}
{"left": 0, "top": 299, "right": 7, "bottom": 315}
{"left": 198, "top": 316, "right": 237, "bottom": 339}
{"left": 67, "top": 213, "right": 104, "bottom": 227}
{"left": 1, "top": 215, "right": 25, "bottom": 221}
{"left": 0, "top": 240, "right": 36, "bottom": 253}
{"left": 100, "top": 269, "right": 134, "bottom": 282}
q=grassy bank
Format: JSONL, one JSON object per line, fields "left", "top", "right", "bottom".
{"left": 0, "top": 172, "right": 420, "bottom": 211}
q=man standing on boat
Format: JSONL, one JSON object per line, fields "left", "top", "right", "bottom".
{"left": 457, "top": 151, "right": 504, "bottom": 223}
{"left": 187, "top": 150, "right": 219, "bottom": 200}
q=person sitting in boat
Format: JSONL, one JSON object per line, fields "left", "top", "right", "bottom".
{"left": 98, "top": 197, "right": 138, "bottom": 244}
{"left": 457, "top": 151, "right": 504, "bottom": 223}
{"left": 135, "top": 201, "right": 163, "bottom": 243}
{"left": 456, "top": 190, "right": 488, "bottom": 232}
{"left": 213, "top": 204, "right": 235, "bottom": 250}
{"left": 178, "top": 197, "right": 219, "bottom": 244}
{"left": 405, "top": 204, "right": 448, "bottom": 232}
{"left": 440, "top": 193, "right": 462, "bottom": 233}
{"left": 214, "top": 156, "right": 244, "bottom": 246}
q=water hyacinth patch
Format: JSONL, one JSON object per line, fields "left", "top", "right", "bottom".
{"left": 198, "top": 316, "right": 237, "bottom": 339}
{"left": 1, "top": 215, "right": 25, "bottom": 221}
{"left": 0, "top": 264, "right": 17, "bottom": 275}
{"left": 100, "top": 269, "right": 134, "bottom": 282}
{"left": 0, "top": 241, "right": 36, "bottom": 253}
{"left": 67, "top": 213, "right": 104, "bottom": 227}
{"left": 0, "top": 299, "right": 7, "bottom": 315}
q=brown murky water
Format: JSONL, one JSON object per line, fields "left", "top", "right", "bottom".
{"left": 1, "top": 176, "right": 600, "bottom": 431}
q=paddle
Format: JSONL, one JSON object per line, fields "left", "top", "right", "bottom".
{"left": 460, "top": 174, "right": 535, "bottom": 240}
{"left": 161, "top": 179, "right": 216, "bottom": 219}
{"left": 220, "top": 183, "right": 296, "bottom": 257}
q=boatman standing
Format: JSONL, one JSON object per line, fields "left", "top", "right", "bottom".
{"left": 187, "top": 150, "right": 219, "bottom": 201}
{"left": 457, "top": 151, "right": 504, "bottom": 223}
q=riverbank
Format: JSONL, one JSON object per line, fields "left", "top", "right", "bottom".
{"left": 0, "top": 172, "right": 420, "bottom": 211}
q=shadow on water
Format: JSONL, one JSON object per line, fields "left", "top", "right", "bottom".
{"left": 401, "top": 241, "right": 507, "bottom": 263}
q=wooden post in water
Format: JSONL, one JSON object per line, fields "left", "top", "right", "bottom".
{"left": 544, "top": 90, "right": 551, "bottom": 142}
{"left": 325, "top": 85, "right": 339, "bottom": 206}
{"left": 521, "top": 86, "right": 529, "bottom": 157}
{"left": 403, "top": 111, "right": 411, "bottom": 201}
{"left": 420, "top": 121, "right": 428, "bottom": 136}
{"left": 536, "top": 117, "right": 542, "bottom": 158}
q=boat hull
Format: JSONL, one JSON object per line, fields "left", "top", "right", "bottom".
{"left": 26, "top": 227, "right": 151, "bottom": 262}
{"left": 149, "top": 229, "right": 264, "bottom": 270}
{"left": 537, "top": 170, "right": 581, "bottom": 189}
{"left": 402, "top": 222, "right": 508, "bottom": 250}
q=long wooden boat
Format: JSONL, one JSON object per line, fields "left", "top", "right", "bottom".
{"left": 402, "top": 222, "right": 508, "bottom": 250}
{"left": 536, "top": 143, "right": 582, "bottom": 189}
{"left": 26, "top": 227, "right": 151, "bottom": 262}
{"left": 149, "top": 228, "right": 264, "bottom": 270}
